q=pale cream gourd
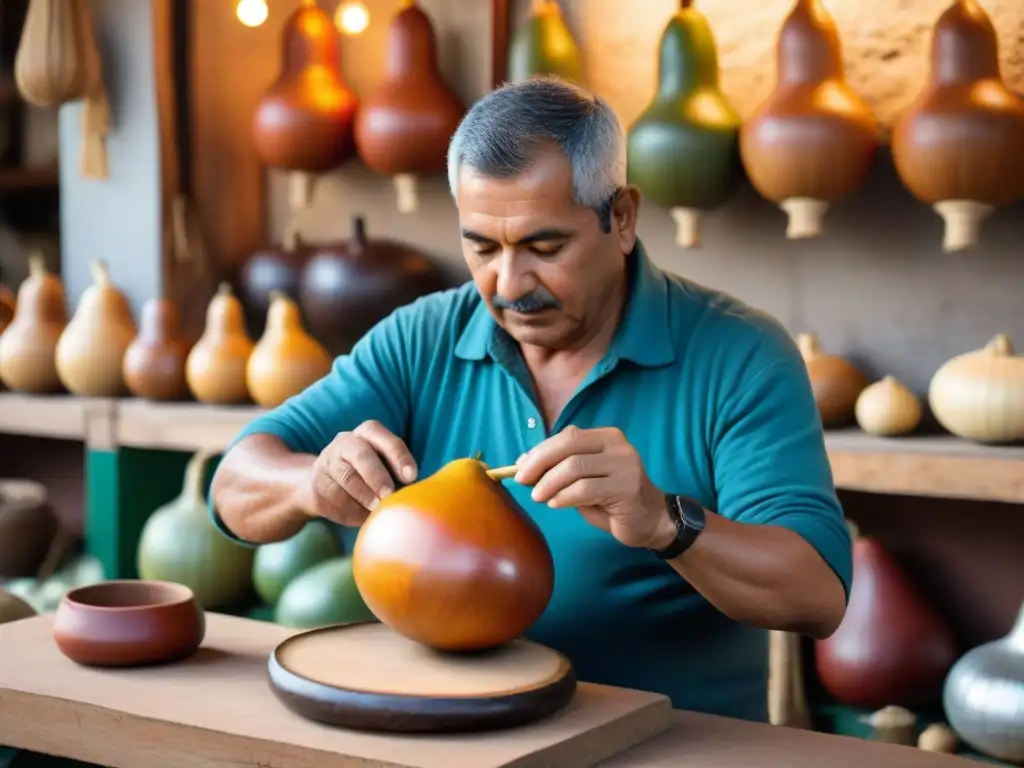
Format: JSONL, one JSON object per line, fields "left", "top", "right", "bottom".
{"left": 55, "top": 260, "right": 136, "bottom": 397}
{"left": 246, "top": 290, "right": 332, "bottom": 409}
{"left": 855, "top": 376, "right": 922, "bottom": 437}
{"left": 14, "top": 0, "right": 90, "bottom": 107}
{"left": 928, "top": 333, "right": 1024, "bottom": 444}
{"left": 0, "top": 253, "right": 67, "bottom": 394}
{"left": 185, "top": 283, "right": 254, "bottom": 405}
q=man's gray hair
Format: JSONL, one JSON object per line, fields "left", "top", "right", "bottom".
{"left": 447, "top": 77, "right": 627, "bottom": 231}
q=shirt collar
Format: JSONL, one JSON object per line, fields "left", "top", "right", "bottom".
{"left": 454, "top": 238, "right": 676, "bottom": 368}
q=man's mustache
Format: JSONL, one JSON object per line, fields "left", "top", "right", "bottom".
{"left": 492, "top": 289, "right": 562, "bottom": 314}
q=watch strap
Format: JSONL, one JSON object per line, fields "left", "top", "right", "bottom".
{"left": 651, "top": 495, "right": 706, "bottom": 560}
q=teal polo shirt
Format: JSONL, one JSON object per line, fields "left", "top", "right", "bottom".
{"left": 211, "top": 241, "right": 851, "bottom": 722}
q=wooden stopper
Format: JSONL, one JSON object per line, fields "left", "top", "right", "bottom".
{"left": 934, "top": 200, "right": 993, "bottom": 252}
{"left": 670, "top": 207, "right": 702, "bottom": 249}
{"left": 780, "top": 198, "right": 829, "bottom": 239}
{"left": 394, "top": 174, "right": 418, "bottom": 214}
{"left": 288, "top": 172, "right": 315, "bottom": 211}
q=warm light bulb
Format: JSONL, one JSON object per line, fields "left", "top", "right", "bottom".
{"left": 236, "top": 0, "right": 268, "bottom": 28}
{"left": 334, "top": 1, "right": 370, "bottom": 35}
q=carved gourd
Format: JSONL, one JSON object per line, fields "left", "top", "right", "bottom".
{"left": 353, "top": 1, "right": 465, "bottom": 214}
{"left": 507, "top": 0, "right": 583, "bottom": 85}
{"left": 891, "top": 0, "right": 1024, "bottom": 252}
{"left": 627, "top": 1, "right": 742, "bottom": 249}
{"left": 739, "top": 0, "right": 879, "bottom": 239}
{"left": 252, "top": 0, "right": 359, "bottom": 211}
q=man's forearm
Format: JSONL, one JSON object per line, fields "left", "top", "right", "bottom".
{"left": 211, "top": 434, "right": 315, "bottom": 545}
{"left": 656, "top": 506, "right": 847, "bottom": 638}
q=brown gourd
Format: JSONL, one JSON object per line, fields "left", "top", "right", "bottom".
{"left": 740, "top": 0, "right": 879, "bottom": 239}
{"left": 14, "top": 0, "right": 89, "bottom": 108}
{"left": 892, "top": 0, "right": 1024, "bottom": 252}
{"left": 353, "top": 1, "right": 465, "bottom": 214}
{"left": 815, "top": 522, "right": 958, "bottom": 709}
{"left": 55, "top": 259, "right": 136, "bottom": 398}
{"left": 797, "top": 332, "right": 869, "bottom": 428}
{"left": 236, "top": 219, "right": 311, "bottom": 337}
{"left": 122, "top": 298, "right": 191, "bottom": 401}
{"left": 0, "top": 252, "right": 67, "bottom": 394}
{"left": 252, "top": 0, "right": 359, "bottom": 210}
{"left": 185, "top": 282, "right": 254, "bottom": 405}
{"left": 246, "top": 291, "right": 332, "bottom": 409}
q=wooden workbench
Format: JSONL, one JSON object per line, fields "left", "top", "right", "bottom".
{"left": 0, "top": 613, "right": 977, "bottom": 768}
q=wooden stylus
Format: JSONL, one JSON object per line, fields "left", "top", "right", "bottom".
{"left": 485, "top": 465, "right": 519, "bottom": 480}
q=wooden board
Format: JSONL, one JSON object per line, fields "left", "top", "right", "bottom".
{"left": 268, "top": 623, "right": 576, "bottom": 733}
{"left": 0, "top": 613, "right": 673, "bottom": 768}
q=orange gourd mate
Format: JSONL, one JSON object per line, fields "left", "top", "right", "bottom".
{"left": 739, "top": 0, "right": 879, "bottom": 240}
{"left": 891, "top": 0, "right": 1024, "bottom": 252}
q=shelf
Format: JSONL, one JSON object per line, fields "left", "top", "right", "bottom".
{"left": 1, "top": 394, "right": 1023, "bottom": 505}
{"left": 825, "top": 429, "right": 1024, "bottom": 505}
{"left": 0, "top": 166, "right": 59, "bottom": 194}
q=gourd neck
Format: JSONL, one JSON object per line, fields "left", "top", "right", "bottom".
{"left": 386, "top": 4, "right": 438, "bottom": 80}
{"left": 282, "top": 4, "right": 340, "bottom": 74}
{"left": 182, "top": 450, "right": 214, "bottom": 508}
{"left": 1006, "top": 601, "right": 1024, "bottom": 652}
{"left": 776, "top": 0, "right": 843, "bottom": 86}
{"left": 932, "top": 0, "right": 1000, "bottom": 85}
{"left": 657, "top": 10, "right": 720, "bottom": 98}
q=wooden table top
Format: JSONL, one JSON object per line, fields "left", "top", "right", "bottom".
{"left": 0, "top": 612, "right": 976, "bottom": 768}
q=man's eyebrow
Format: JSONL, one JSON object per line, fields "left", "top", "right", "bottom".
{"left": 460, "top": 228, "right": 576, "bottom": 244}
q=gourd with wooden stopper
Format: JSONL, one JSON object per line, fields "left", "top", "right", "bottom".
{"left": 739, "top": 0, "right": 879, "bottom": 239}
{"left": 353, "top": 458, "right": 554, "bottom": 651}
{"left": 0, "top": 253, "right": 67, "bottom": 393}
{"left": 14, "top": 0, "right": 90, "bottom": 108}
{"left": 246, "top": 290, "right": 332, "bottom": 409}
{"left": 508, "top": 0, "right": 583, "bottom": 85}
{"left": 136, "top": 450, "right": 254, "bottom": 611}
{"left": 928, "top": 333, "right": 1024, "bottom": 443}
{"left": 252, "top": 0, "right": 359, "bottom": 211}
{"left": 627, "top": 0, "right": 742, "bottom": 249}
{"left": 353, "top": 1, "right": 465, "bottom": 214}
{"left": 185, "top": 283, "right": 254, "bottom": 405}
{"left": 892, "top": 0, "right": 1024, "bottom": 252}
{"left": 855, "top": 376, "right": 922, "bottom": 437}
{"left": 54, "top": 259, "right": 136, "bottom": 397}
{"left": 122, "top": 298, "right": 191, "bottom": 401}
{"left": 814, "top": 521, "right": 958, "bottom": 709}
{"left": 796, "top": 332, "right": 869, "bottom": 428}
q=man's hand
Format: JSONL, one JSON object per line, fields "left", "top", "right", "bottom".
{"left": 296, "top": 420, "right": 418, "bottom": 526}
{"left": 514, "top": 425, "right": 675, "bottom": 550}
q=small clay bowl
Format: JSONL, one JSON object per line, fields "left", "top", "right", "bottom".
{"left": 53, "top": 580, "right": 205, "bottom": 667}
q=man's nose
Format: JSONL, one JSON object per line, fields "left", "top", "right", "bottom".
{"left": 495, "top": 250, "right": 534, "bottom": 300}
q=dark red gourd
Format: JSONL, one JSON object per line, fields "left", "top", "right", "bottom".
{"left": 236, "top": 222, "right": 312, "bottom": 337}
{"left": 353, "top": 1, "right": 465, "bottom": 213}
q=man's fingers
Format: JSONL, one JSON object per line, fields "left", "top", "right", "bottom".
{"left": 530, "top": 453, "right": 611, "bottom": 503}
{"left": 546, "top": 476, "right": 618, "bottom": 509}
{"left": 515, "top": 425, "right": 610, "bottom": 485}
{"left": 313, "top": 471, "right": 373, "bottom": 525}
{"left": 354, "top": 420, "right": 418, "bottom": 483}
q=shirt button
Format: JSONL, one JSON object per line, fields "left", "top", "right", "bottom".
{"left": 526, "top": 417, "right": 537, "bottom": 429}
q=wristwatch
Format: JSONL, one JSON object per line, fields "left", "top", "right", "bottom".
{"left": 650, "top": 495, "right": 706, "bottom": 560}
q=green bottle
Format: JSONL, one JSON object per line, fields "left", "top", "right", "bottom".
{"left": 507, "top": 0, "right": 583, "bottom": 85}
{"left": 626, "top": 0, "right": 742, "bottom": 249}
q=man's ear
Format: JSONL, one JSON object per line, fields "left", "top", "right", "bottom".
{"left": 613, "top": 185, "right": 641, "bottom": 253}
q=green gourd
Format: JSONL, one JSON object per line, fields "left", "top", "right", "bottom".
{"left": 252, "top": 519, "right": 342, "bottom": 606}
{"left": 273, "top": 556, "right": 376, "bottom": 629}
{"left": 626, "top": 0, "right": 742, "bottom": 249}
{"left": 136, "top": 450, "right": 255, "bottom": 611}
{"left": 507, "top": 0, "right": 583, "bottom": 85}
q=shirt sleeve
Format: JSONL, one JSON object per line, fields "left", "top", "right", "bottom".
{"left": 208, "top": 309, "right": 413, "bottom": 543}
{"left": 709, "top": 336, "right": 853, "bottom": 601}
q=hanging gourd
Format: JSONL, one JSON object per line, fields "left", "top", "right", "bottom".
{"left": 891, "top": 0, "right": 1024, "bottom": 253}
{"left": 54, "top": 260, "right": 137, "bottom": 398}
{"left": 353, "top": 1, "right": 465, "bottom": 214}
{"left": 627, "top": 1, "right": 742, "bottom": 249}
{"left": 0, "top": 253, "right": 67, "bottom": 394}
{"left": 252, "top": 0, "right": 359, "bottom": 211}
{"left": 739, "top": 0, "right": 879, "bottom": 239}
{"left": 928, "top": 334, "right": 1024, "bottom": 444}
{"left": 14, "top": 0, "right": 90, "bottom": 108}
{"left": 136, "top": 450, "right": 255, "bottom": 611}
{"left": 507, "top": 0, "right": 583, "bottom": 85}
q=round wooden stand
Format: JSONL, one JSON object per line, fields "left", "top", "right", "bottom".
{"left": 267, "top": 622, "right": 577, "bottom": 733}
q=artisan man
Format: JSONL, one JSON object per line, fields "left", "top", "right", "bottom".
{"left": 210, "top": 77, "right": 852, "bottom": 722}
